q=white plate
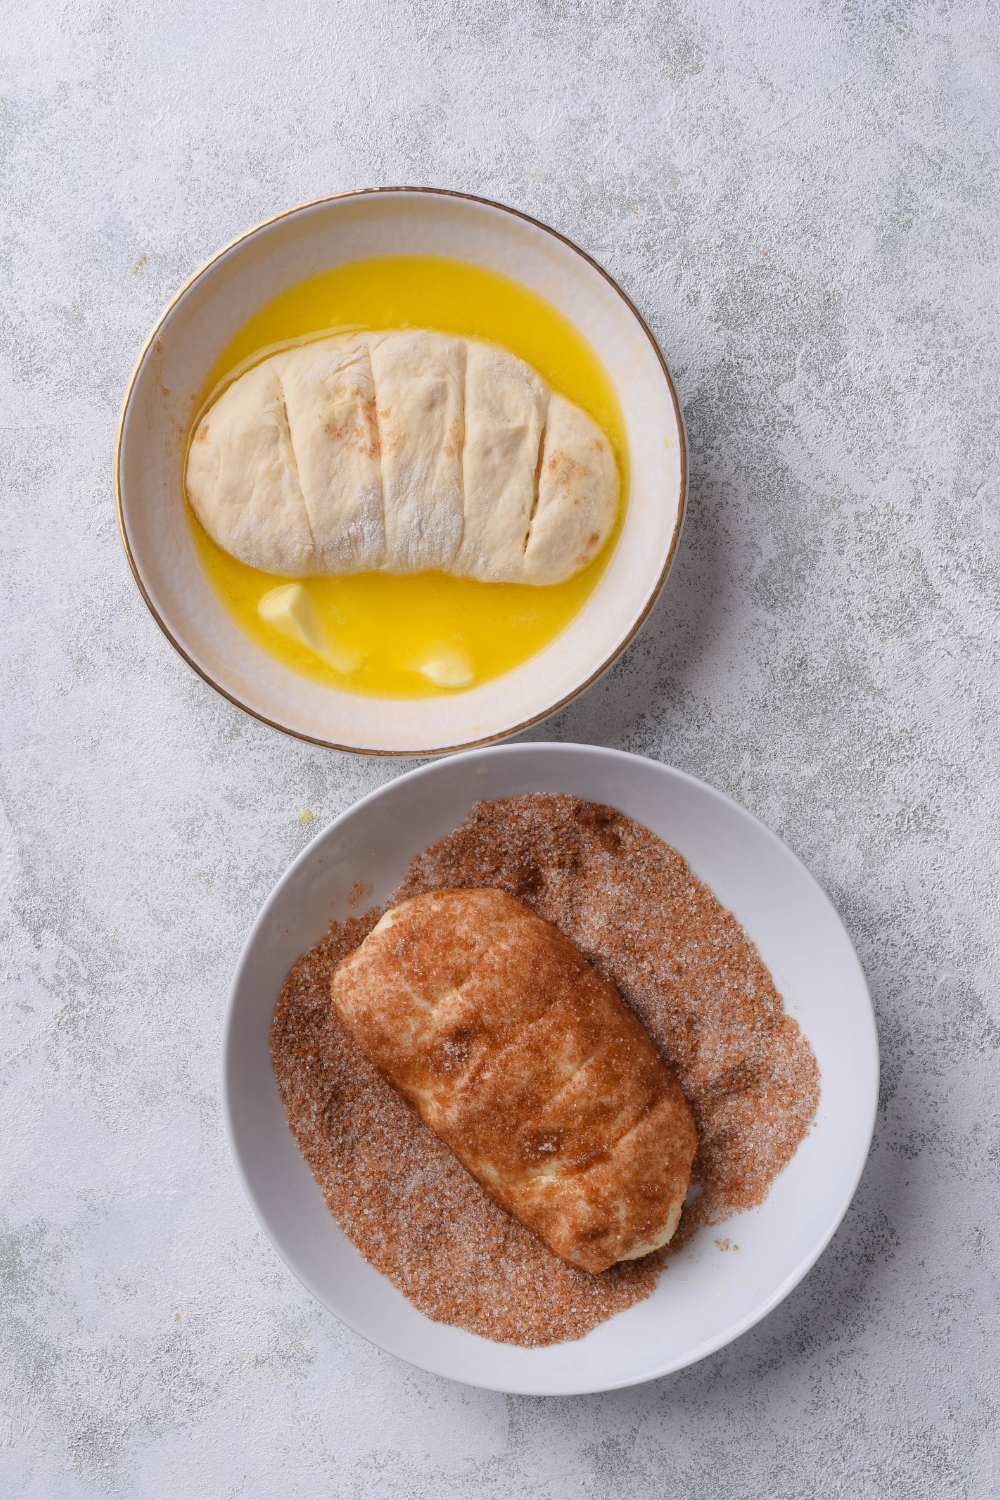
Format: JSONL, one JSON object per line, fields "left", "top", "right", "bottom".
{"left": 117, "top": 189, "right": 685, "bottom": 754}
{"left": 223, "top": 743, "right": 877, "bottom": 1394}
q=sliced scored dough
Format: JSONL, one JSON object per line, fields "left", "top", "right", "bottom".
{"left": 275, "top": 335, "right": 385, "bottom": 573}
{"left": 186, "top": 331, "right": 619, "bottom": 583}
{"left": 455, "top": 341, "right": 549, "bottom": 581}
{"left": 368, "top": 330, "right": 466, "bottom": 574}
{"left": 522, "top": 393, "right": 619, "bottom": 584}
{"left": 187, "top": 359, "right": 315, "bottom": 575}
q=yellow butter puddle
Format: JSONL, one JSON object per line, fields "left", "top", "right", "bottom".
{"left": 187, "top": 254, "right": 629, "bottom": 699}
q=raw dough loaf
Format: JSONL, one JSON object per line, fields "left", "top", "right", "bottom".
{"left": 186, "top": 331, "right": 618, "bottom": 584}
{"left": 330, "top": 888, "right": 697, "bottom": 1274}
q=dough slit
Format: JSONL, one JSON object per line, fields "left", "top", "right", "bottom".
{"left": 523, "top": 419, "right": 546, "bottom": 554}
{"left": 371, "top": 346, "right": 389, "bottom": 553}
{"left": 277, "top": 374, "right": 316, "bottom": 553}
{"left": 545, "top": 1049, "right": 599, "bottom": 1100}
{"left": 456, "top": 342, "right": 468, "bottom": 554}
{"left": 451, "top": 1005, "right": 567, "bottom": 1096}
{"left": 600, "top": 1104, "right": 668, "bottom": 1162}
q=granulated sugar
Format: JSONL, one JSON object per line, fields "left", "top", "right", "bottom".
{"left": 270, "top": 795, "right": 820, "bottom": 1347}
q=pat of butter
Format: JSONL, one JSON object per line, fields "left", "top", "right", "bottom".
{"left": 258, "top": 583, "right": 360, "bottom": 674}
{"left": 416, "top": 647, "right": 475, "bottom": 689}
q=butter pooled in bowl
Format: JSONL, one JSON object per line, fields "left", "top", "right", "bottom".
{"left": 186, "top": 331, "right": 619, "bottom": 586}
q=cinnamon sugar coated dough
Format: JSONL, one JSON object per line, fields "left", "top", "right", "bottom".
{"left": 331, "top": 889, "right": 698, "bottom": 1273}
{"left": 270, "top": 795, "right": 821, "bottom": 1348}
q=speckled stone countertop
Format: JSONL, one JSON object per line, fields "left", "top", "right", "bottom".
{"left": 2, "top": 2, "right": 998, "bottom": 1495}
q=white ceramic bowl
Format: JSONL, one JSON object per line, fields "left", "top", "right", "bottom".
{"left": 223, "top": 743, "right": 878, "bottom": 1394}
{"left": 116, "top": 189, "right": 685, "bottom": 755}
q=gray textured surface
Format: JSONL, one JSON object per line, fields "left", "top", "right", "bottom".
{"left": 2, "top": 0, "right": 998, "bottom": 1494}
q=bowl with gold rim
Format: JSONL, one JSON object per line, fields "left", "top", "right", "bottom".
{"left": 116, "top": 189, "right": 685, "bottom": 755}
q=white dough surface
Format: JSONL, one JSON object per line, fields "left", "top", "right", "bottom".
{"left": 187, "top": 332, "right": 618, "bottom": 583}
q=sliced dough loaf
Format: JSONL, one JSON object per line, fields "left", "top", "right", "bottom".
{"left": 275, "top": 334, "right": 384, "bottom": 573}
{"left": 186, "top": 331, "right": 618, "bottom": 584}
{"left": 454, "top": 340, "right": 549, "bottom": 580}
{"left": 525, "top": 394, "right": 618, "bottom": 581}
{"left": 368, "top": 330, "right": 467, "bottom": 574}
{"left": 187, "top": 358, "right": 315, "bottom": 576}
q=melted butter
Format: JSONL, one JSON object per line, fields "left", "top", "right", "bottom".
{"left": 188, "top": 255, "right": 628, "bottom": 698}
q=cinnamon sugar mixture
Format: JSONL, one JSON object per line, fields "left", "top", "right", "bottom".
{"left": 271, "top": 795, "right": 820, "bottom": 1347}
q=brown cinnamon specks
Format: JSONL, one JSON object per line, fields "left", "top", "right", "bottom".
{"left": 270, "top": 795, "right": 820, "bottom": 1347}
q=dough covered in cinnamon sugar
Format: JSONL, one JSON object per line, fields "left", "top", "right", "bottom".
{"left": 330, "top": 887, "right": 697, "bottom": 1273}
